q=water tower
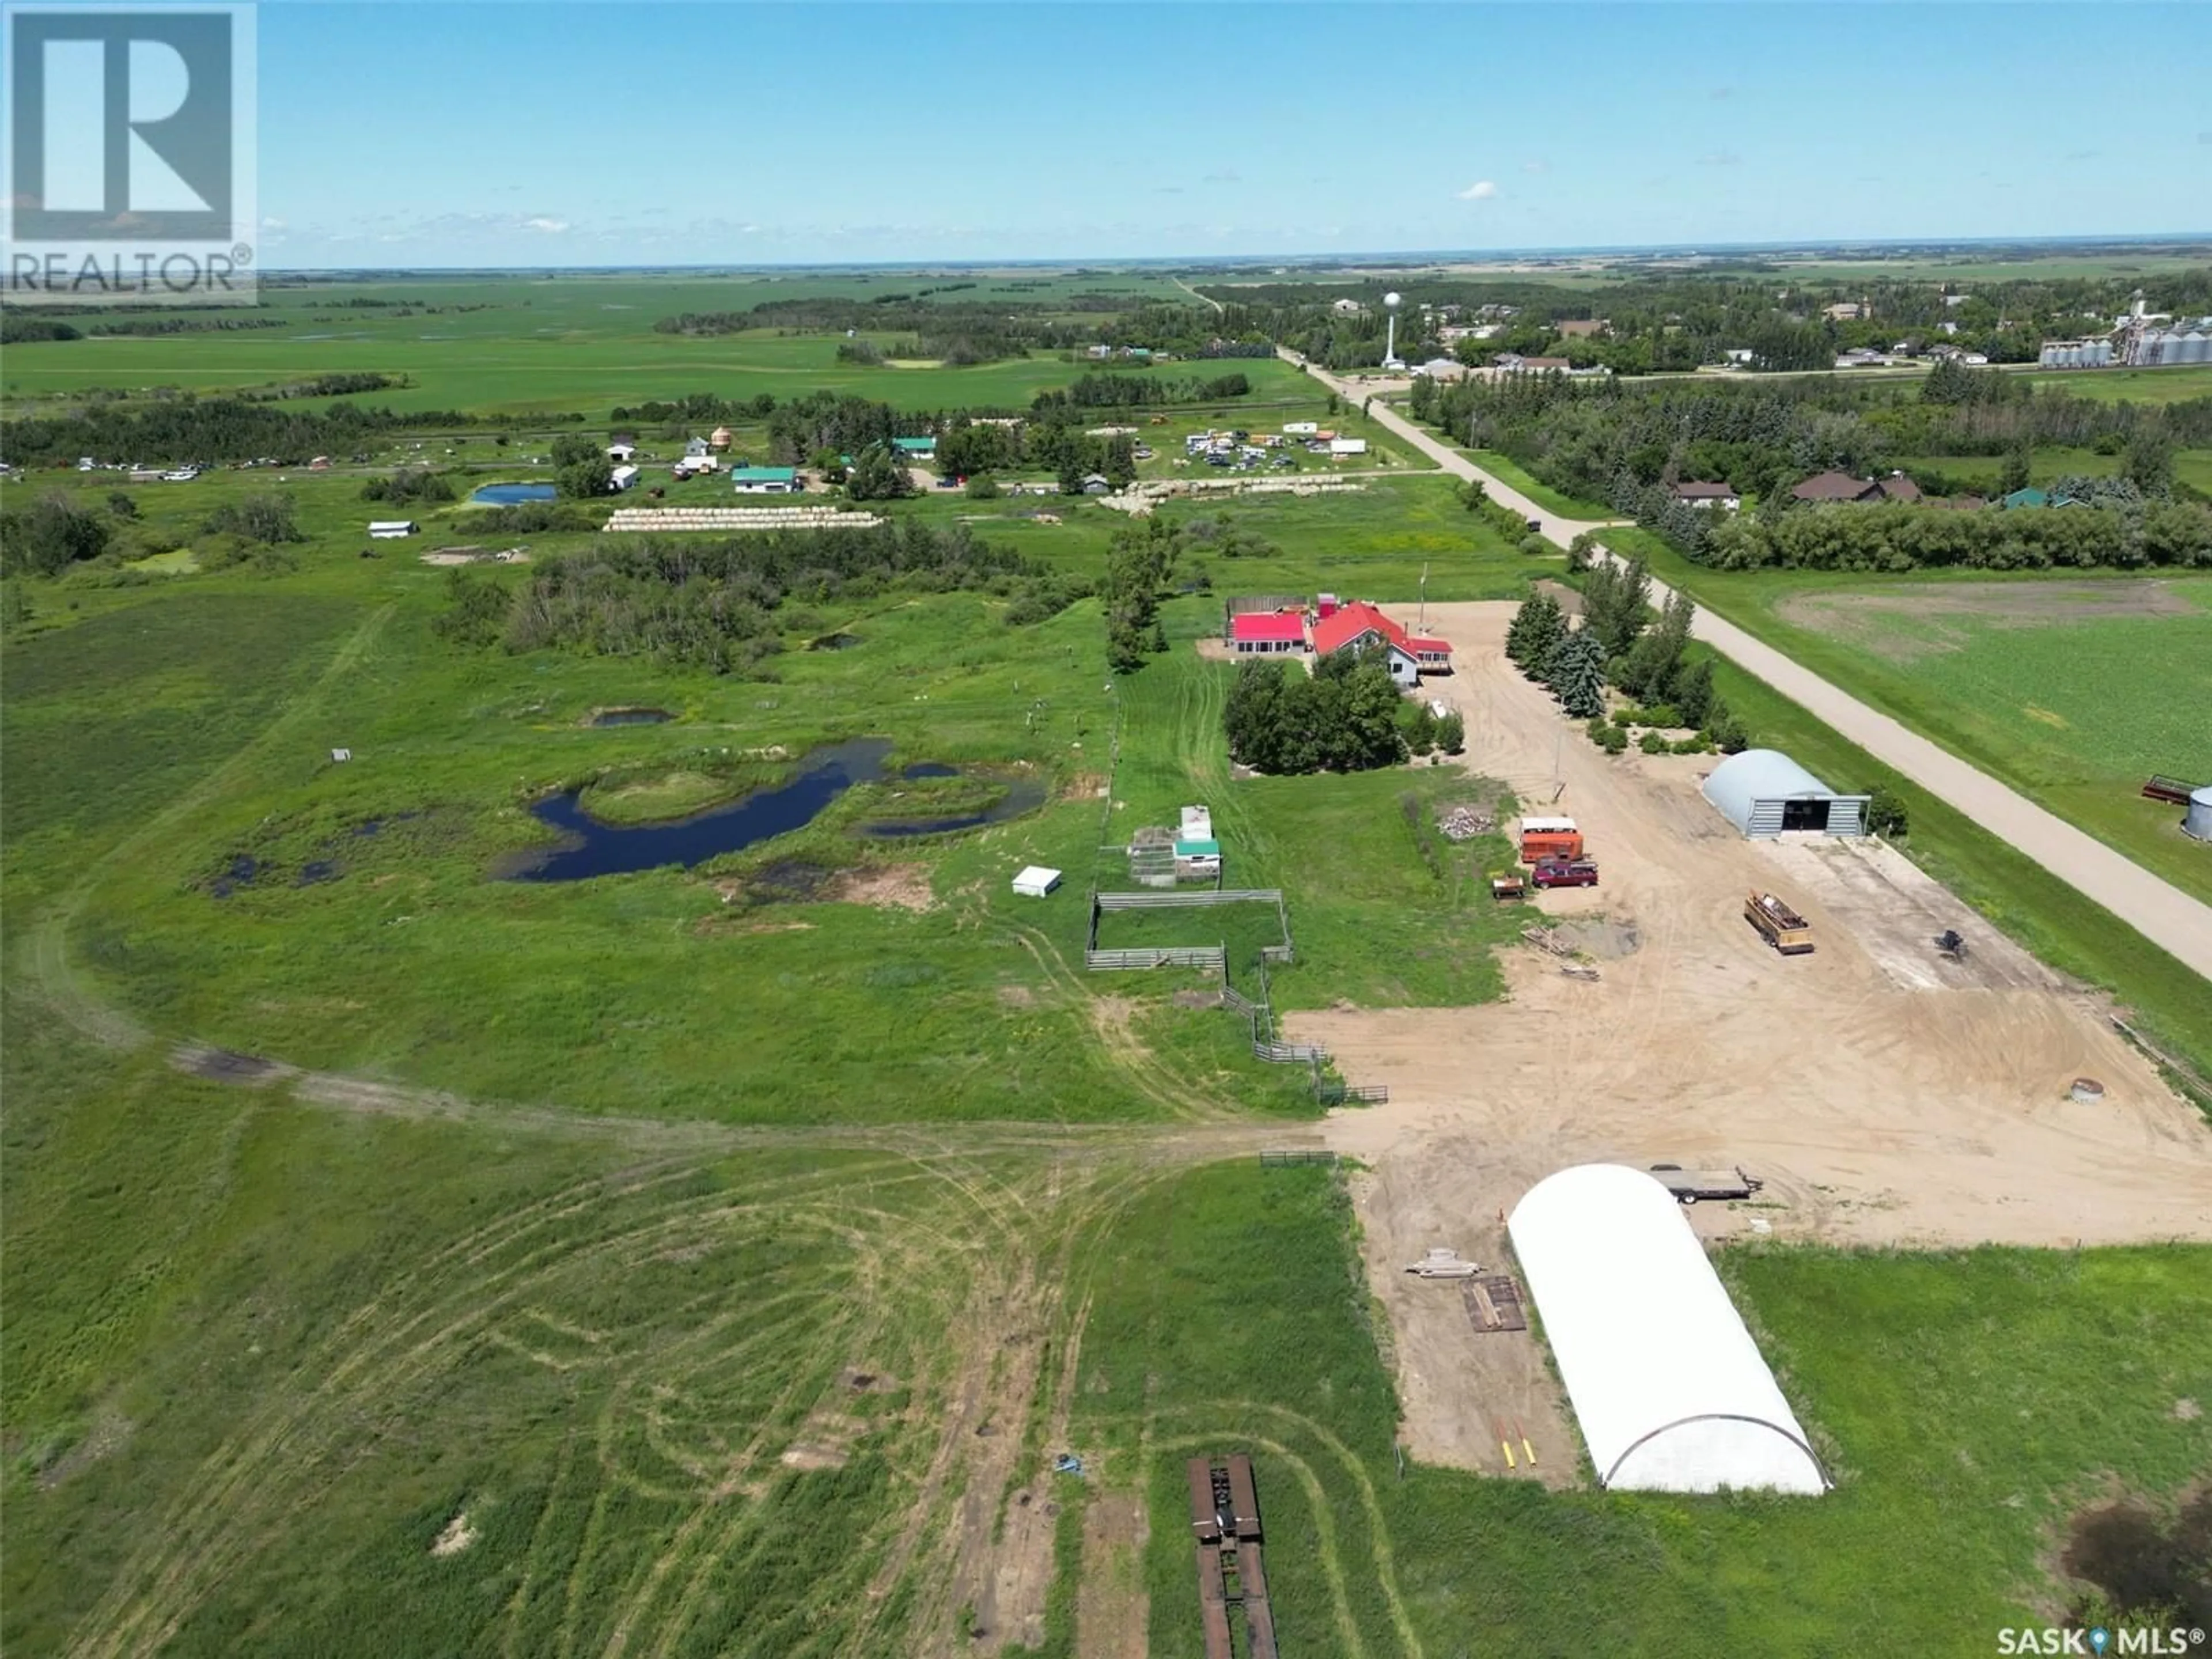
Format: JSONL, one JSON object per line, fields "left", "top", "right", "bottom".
{"left": 1381, "top": 292, "right": 1406, "bottom": 370}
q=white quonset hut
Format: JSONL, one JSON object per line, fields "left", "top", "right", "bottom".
{"left": 1702, "top": 748, "right": 1868, "bottom": 838}
{"left": 1508, "top": 1165, "right": 1829, "bottom": 1495}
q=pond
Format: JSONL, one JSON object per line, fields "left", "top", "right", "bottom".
{"left": 503, "top": 740, "right": 1040, "bottom": 882}
{"left": 470, "top": 482, "right": 557, "bottom": 505}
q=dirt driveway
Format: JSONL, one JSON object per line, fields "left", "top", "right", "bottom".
{"left": 1290, "top": 602, "right": 2212, "bottom": 1480}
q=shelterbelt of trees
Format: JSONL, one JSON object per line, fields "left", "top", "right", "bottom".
{"left": 437, "top": 520, "right": 1078, "bottom": 676}
{"left": 1220, "top": 266, "right": 2212, "bottom": 374}
{"left": 1, "top": 391, "right": 505, "bottom": 468}
{"left": 1410, "top": 363, "right": 2212, "bottom": 566}
{"left": 653, "top": 297, "right": 1275, "bottom": 366}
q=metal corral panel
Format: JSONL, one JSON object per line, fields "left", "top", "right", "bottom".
{"left": 1509, "top": 1165, "right": 1829, "bottom": 1494}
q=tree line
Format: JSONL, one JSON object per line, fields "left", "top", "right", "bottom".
{"left": 1031, "top": 371, "right": 1251, "bottom": 410}
{"left": 1, "top": 393, "right": 479, "bottom": 468}
{"left": 437, "top": 520, "right": 1066, "bottom": 677}
{"left": 1702, "top": 498, "right": 2212, "bottom": 570}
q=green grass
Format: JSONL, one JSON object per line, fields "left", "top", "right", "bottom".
{"left": 2022, "top": 363, "right": 2212, "bottom": 404}
{"left": 1599, "top": 528, "right": 2212, "bottom": 910}
{"left": 1069, "top": 1162, "right": 2212, "bottom": 1656}
{"left": 1, "top": 271, "right": 1213, "bottom": 415}
{"left": 1464, "top": 448, "right": 1616, "bottom": 519}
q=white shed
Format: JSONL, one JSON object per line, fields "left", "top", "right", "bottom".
{"left": 609, "top": 464, "right": 641, "bottom": 491}
{"left": 1012, "top": 866, "right": 1062, "bottom": 899}
{"left": 1508, "top": 1164, "right": 1828, "bottom": 1495}
{"left": 367, "top": 521, "right": 418, "bottom": 539}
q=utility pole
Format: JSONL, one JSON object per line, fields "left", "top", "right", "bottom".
{"left": 1418, "top": 562, "right": 1429, "bottom": 633}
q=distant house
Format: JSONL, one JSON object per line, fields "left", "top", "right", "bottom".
{"left": 1789, "top": 471, "right": 1919, "bottom": 505}
{"left": 1496, "top": 354, "right": 1571, "bottom": 372}
{"left": 1415, "top": 357, "right": 1469, "bottom": 380}
{"left": 1722, "top": 347, "right": 1756, "bottom": 365}
{"left": 1086, "top": 343, "right": 1113, "bottom": 359}
{"left": 1790, "top": 471, "right": 1880, "bottom": 503}
{"left": 684, "top": 437, "right": 713, "bottom": 460}
{"left": 1309, "top": 600, "right": 1452, "bottom": 687}
{"left": 1229, "top": 611, "right": 1307, "bottom": 656}
{"left": 2002, "top": 487, "right": 2080, "bottom": 510}
{"left": 1080, "top": 474, "right": 1112, "bottom": 494}
{"left": 1823, "top": 301, "right": 1866, "bottom": 322}
{"left": 730, "top": 465, "right": 800, "bottom": 494}
{"left": 1671, "top": 480, "right": 1740, "bottom": 511}
{"left": 892, "top": 435, "right": 937, "bottom": 460}
{"left": 1556, "top": 319, "right": 1609, "bottom": 338}
{"left": 607, "top": 442, "right": 637, "bottom": 463}
{"left": 1330, "top": 297, "right": 1366, "bottom": 316}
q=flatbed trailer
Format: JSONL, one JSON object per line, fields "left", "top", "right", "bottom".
{"left": 1744, "top": 890, "right": 1814, "bottom": 954}
{"left": 2143, "top": 774, "right": 2200, "bottom": 806}
{"left": 1649, "top": 1163, "right": 1764, "bottom": 1204}
{"left": 1187, "top": 1455, "right": 1277, "bottom": 1659}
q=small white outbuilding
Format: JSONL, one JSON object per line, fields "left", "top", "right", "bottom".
{"left": 1012, "top": 866, "right": 1062, "bottom": 899}
{"left": 1508, "top": 1164, "right": 1828, "bottom": 1495}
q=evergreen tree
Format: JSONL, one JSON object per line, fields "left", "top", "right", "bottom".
{"left": 1507, "top": 592, "right": 1565, "bottom": 675}
{"left": 1550, "top": 626, "right": 1608, "bottom": 719}
{"left": 1671, "top": 657, "right": 1716, "bottom": 729}
{"left": 846, "top": 442, "right": 914, "bottom": 502}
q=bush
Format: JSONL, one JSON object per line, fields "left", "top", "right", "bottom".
{"left": 1669, "top": 734, "right": 1711, "bottom": 755}
{"left": 0, "top": 492, "right": 112, "bottom": 575}
{"left": 1436, "top": 711, "right": 1465, "bottom": 753}
{"left": 1599, "top": 724, "right": 1629, "bottom": 755}
{"left": 963, "top": 474, "right": 1000, "bottom": 499}
{"left": 1639, "top": 730, "right": 1669, "bottom": 754}
{"left": 202, "top": 493, "right": 303, "bottom": 545}
{"left": 1865, "top": 784, "right": 1909, "bottom": 838}
{"left": 362, "top": 467, "right": 457, "bottom": 505}
{"left": 1518, "top": 533, "right": 1549, "bottom": 556}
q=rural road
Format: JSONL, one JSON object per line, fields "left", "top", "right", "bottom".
{"left": 1286, "top": 351, "right": 2212, "bottom": 983}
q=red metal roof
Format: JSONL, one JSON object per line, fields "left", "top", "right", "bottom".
{"left": 1230, "top": 611, "right": 1307, "bottom": 644}
{"left": 1309, "top": 601, "right": 1452, "bottom": 661}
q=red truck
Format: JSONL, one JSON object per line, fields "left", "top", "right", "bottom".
{"left": 1531, "top": 857, "right": 1599, "bottom": 889}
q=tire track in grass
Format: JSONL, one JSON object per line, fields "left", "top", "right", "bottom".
{"left": 74, "top": 1165, "right": 918, "bottom": 1659}
{"left": 22, "top": 603, "right": 397, "bottom": 1052}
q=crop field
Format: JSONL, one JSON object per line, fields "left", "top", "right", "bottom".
{"left": 10, "top": 266, "right": 2212, "bottom": 1657}
{"left": 1752, "top": 575, "right": 2212, "bottom": 904}
{"left": 2023, "top": 363, "right": 2212, "bottom": 404}
{"left": 1, "top": 271, "right": 1256, "bottom": 416}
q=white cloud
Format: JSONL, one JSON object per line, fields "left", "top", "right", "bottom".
{"left": 1456, "top": 180, "right": 1499, "bottom": 201}
{"left": 260, "top": 215, "right": 286, "bottom": 230}
{"left": 1521, "top": 160, "right": 1549, "bottom": 175}
{"left": 522, "top": 216, "right": 569, "bottom": 233}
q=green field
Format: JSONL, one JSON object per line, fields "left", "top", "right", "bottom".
{"left": 2022, "top": 364, "right": 2212, "bottom": 404}
{"left": 1, "top": 271, "right": 1251, "bottom": 417}
{"left": 10, "top": 266, "right": 2212, "bottom": 1655}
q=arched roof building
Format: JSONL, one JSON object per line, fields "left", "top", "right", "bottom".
{"left": 1702, "top": 748, "right": 1868, "bottom": 838}
{"left": 1508, "top": 1165, "right": 1830, "bottom": 1495}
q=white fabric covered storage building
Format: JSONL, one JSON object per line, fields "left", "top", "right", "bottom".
{"left": 1508, "top": 1164, "right": 1828, "bottom": 1495}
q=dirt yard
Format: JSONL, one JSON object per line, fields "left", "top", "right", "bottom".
{"left": 1290, "top": 601, "right": 2212, "bottom": 1480}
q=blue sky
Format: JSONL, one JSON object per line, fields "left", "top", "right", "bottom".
{"left": 253, "top": 2, "right": 2212, "bottom": 267}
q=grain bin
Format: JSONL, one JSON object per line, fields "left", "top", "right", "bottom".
{"left": 2184, "top": 786, "right": 2212, "bottom": 842}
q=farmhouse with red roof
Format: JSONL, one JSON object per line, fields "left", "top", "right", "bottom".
{"left": 1228, "top": 611, "right": 1308, "bottom": 655}
{"left": 1309, "top": 600, "right": 1452, "bottom": 686}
